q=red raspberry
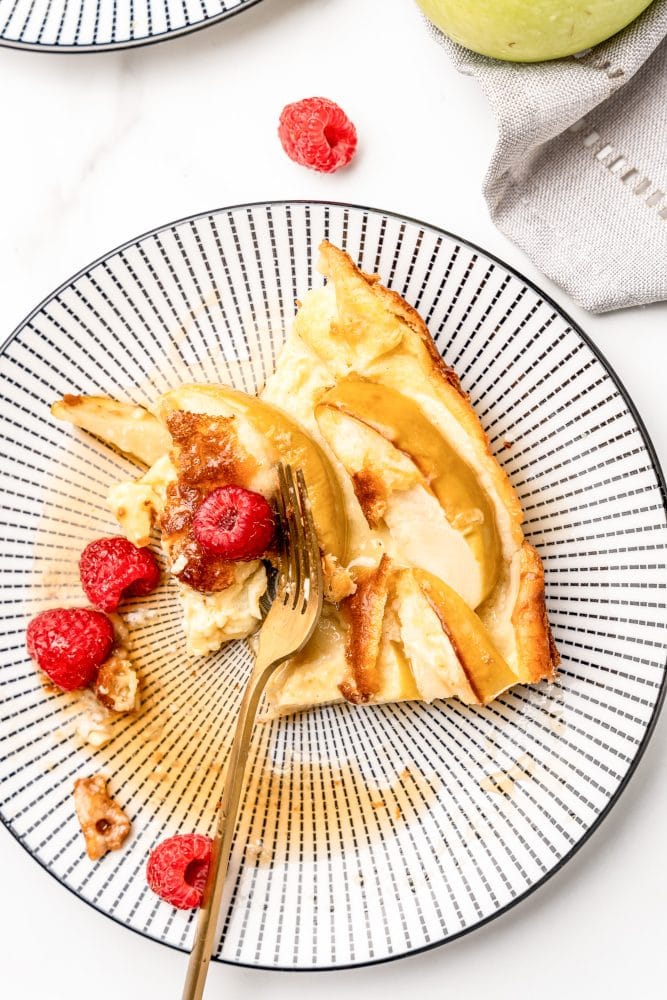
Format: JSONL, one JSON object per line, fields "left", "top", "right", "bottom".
{"left": 79, "top": 537, "right": 160, "bottom": 612}
{"left": 193, "top": 485, "right": 275, "bottom": 560}
{"left": 278, "top": 97, "right": 357, "bottom": 173}
{"left": 26, "top": 608, "right": 114, "bottom": 691}
{"left": 146, "top": 833, "right": 213, "bottom": 910}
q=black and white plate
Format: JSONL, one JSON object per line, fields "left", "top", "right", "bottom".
{"left": 0, "top": 0, "right": 261, "bottom": 51}
{"left": 1, "top": 202, "right": 665, "bottom": 970}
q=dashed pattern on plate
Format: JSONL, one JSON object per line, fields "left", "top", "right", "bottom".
{"left": 0, "top": 0, "right": 260, "bottom": 52}
{"left": 0, "top": 202, "right": 665, "bottom": 969}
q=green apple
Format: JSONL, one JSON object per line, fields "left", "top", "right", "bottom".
{"left": 416, "top": 0, "right": 653, "bottom": 62}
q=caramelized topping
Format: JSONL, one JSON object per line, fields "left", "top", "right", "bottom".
{"left": 340, "top": 555, "right": 392, "bottom": 703}
{"left": 351, "top": 468, "right": 388, "bottom": 529}
{"left": 160, "top": 412, "right": 261, "bottom": 592}
{"left": 166, "top": 411, "right": 256, "bottom": 486}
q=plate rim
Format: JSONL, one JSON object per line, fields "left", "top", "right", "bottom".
{"left": 0, "top": 0, "right": 263, "bottom": 54}
{"left": 2, "top": 198, "right": 666, "bottom": 972}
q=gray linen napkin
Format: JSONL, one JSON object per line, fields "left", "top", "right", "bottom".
{"left": 428, "top": 2, "right": 667, "bottom": 312}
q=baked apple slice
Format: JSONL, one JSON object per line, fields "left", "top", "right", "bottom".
{"left": 316, "top": 376, "right": 501, "bottom": 604}
{"left": 51, "top": 395, "right": 171, "bottom": 467}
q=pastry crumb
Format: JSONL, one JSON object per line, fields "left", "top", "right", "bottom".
{"left": 73, "top": 774, "right": 131, "bottom": 860}
{"left": 123, "top": 608, "right": 159, "bottom": 626}
{"left": 94, "top": 651, "right": 139, "bottom": 713}
{"left": 76, "top": 690, "right": 114, "bottom": 749}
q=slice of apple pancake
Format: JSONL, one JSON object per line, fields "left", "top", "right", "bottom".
{"left": 261, "top": 242, "right": 558, "bottom": 713}
{"left": 52, "top": 240, "right": 558, "bottom": 715}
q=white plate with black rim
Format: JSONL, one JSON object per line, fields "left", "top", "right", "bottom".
{"left": 0, "top": 0, "right": 261, "bottom": 52}
{"left": 1, "top": 201, "right": 666, "bottom": 970}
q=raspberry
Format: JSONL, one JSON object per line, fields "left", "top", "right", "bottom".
{"left": 146, "top": 833, "right": 213, "bottom": 910}
{"left": 278, "top": 97, "right": 357, "bottom": 173}
{"left": 79, "top": 537, "right": 160, "bottom": 612}
{"left": 193, "top": 485, "right": 275, "bottom": 560}
{"left": 26, "top": 608, "right": 114, "bottom": 691}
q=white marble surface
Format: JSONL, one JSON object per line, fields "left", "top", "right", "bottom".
{"left": 0, "top": 0, "right": 665, "bottom": 997}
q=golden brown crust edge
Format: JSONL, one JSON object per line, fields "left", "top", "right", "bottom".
{"left": 512, "top": 542, "right": 559, "bottom": 684}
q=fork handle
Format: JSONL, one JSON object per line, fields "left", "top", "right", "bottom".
{"left": 181, "top": 654, "right": 275, "bottom": 1000}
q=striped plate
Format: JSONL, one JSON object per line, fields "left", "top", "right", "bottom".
{"left": 1, "top": 202, "right": 665, "bottom": 969}
{"left": 0, "top": 0, "right": 261, "bottom": 51}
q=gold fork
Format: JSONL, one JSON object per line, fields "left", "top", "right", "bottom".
{"left": 181, "top": 464, "right": 324, "bottom": 1000}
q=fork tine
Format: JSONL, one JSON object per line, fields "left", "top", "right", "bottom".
{"left": 274, "top": 464, "right": 291, "bottom": 604}
{"left": 278, "top": 463, "right": 303, "bottom": 609}
{"left": 283, "top": 465, "right": 308, "bottom": 612}
{"left": 277, "top": 464, "right": 298, "bottom": 607}
{"left": 296, "top": 468, "right": 323, "bottom": 601}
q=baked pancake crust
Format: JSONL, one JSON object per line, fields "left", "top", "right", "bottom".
{"left": 265, "top": 243, "right": 558, "bottom": 711}
{"left": 55, "top": 240, "right": 558, "bottom": 715}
